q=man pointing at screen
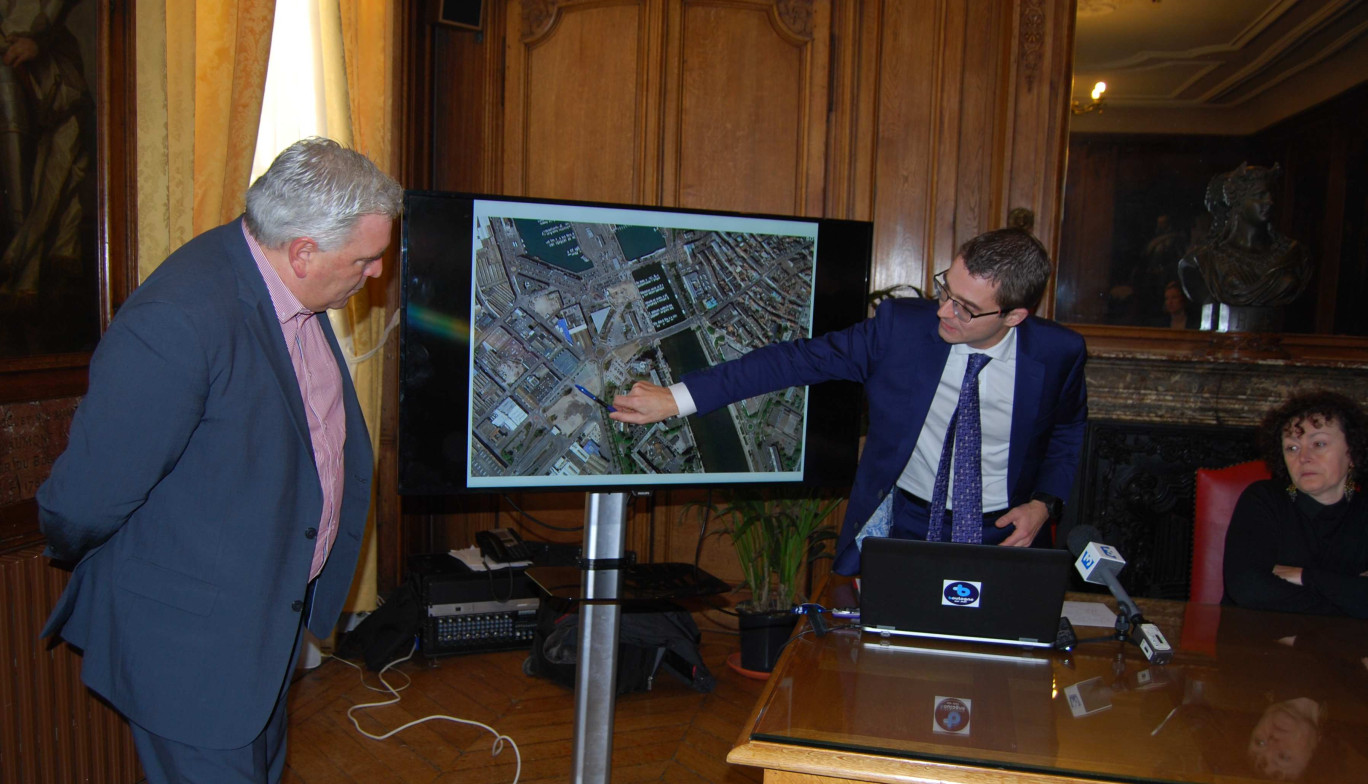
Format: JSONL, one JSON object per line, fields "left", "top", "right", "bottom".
{"left": 611, "top": 228, "right": 1087, "bottom": 575}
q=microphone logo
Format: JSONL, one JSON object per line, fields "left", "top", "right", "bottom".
{"left": 1080, "top": 550, "right": 1096, "bottom": 571}
{"left": 942, "top": 580, "right": 981, "bottom": 607}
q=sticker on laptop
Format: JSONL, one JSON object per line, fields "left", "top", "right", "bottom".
{"left": 942, "top": 580, "right": 981, "bottom": 607}
{"left": 933, "top": 696, "right": 972, "bottom": 735}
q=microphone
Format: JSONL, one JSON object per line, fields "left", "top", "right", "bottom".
{"left": 1066, "top": 526, "right": 1173, "bottom": 664}
{"left": 1067, "top": 526, "right": 1141, "bottom": 623}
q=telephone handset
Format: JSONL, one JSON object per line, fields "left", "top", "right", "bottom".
{"left": 475, "top": 527, "right": 533, "bottom": 564}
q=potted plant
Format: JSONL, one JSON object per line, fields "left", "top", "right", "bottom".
{"left": 689, "top": 487, "right": 843, "bottom": 673}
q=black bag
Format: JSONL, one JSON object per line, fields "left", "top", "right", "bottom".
{"left": 524, "top": 600, "right": 715, "bottom": 694}
{"left": 336, "top": 577, "right": 424, "bottom": 671}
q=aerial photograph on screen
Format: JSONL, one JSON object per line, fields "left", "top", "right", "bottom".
{"left": 467, "top": 201, "right": 818, "bottom": 487}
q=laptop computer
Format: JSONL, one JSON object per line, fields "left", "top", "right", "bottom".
{"left": 859, "top": 538, "right": 1072, "bottom": 649}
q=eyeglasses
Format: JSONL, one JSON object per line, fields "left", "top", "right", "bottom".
{"left": 933, "top": 271, "right": 1002, "bottom": 323}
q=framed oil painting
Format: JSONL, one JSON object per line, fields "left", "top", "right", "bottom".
{"left": 0, "top": 0, "right": 133, "bottom": 550}
{"left": 0, "top": 0, "right": 134, "bottom": 391}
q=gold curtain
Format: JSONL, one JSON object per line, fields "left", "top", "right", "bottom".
{"left": 324, "top": 0, "right": 402, "bottom": 612}
{"left": 135, "top": 1, "right": 276, "bottom": 281}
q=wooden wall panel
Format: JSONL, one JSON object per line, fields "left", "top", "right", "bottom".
{"left": 854, "top": 0, "right": 1072, "bottom": 301}
{"left": 824, "top": 0, "right": 877, "bottom": 221}
{"left": 932, "top": 0, "right": 1000, "bottom": 279}
{"left": 664, "top": 0, "right": 829, "bottom": 216}
{"left": 1000, "top": 0, "right": 1076, "bottom": 314}
{"left": 429, "top": 4, "right": 507, "bottom": 193}
{"left": 505, "top": 0, "right": 664, "bottom": 203}
{"left": 865, "top": 0, "right": 942, "bottom": 295}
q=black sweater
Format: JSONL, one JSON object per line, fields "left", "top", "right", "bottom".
{"left": 1222, "top": 479, "right": 1368, "bottom": 618}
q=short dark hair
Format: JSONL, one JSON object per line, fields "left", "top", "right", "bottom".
{"left": 955, "top": 228, "right": 1053, "bottom": 312}
{"left": 1257, "top": 390, "right": 1368, "bottom": 486}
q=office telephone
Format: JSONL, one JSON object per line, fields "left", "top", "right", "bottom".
{"left": 475, "top": 527, "right": 533, "bottom": 564}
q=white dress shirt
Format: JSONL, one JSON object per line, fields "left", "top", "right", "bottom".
{"left": 896, "top": 328, "right": 1017, "bottom": 511}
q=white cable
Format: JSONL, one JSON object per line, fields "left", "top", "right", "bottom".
{"left": 325, "top": 642, "right": 522, "bottom": 783}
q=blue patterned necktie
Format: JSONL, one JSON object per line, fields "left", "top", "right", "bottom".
{"left": 927, "top": 353, "right": 991, "bottom": 543}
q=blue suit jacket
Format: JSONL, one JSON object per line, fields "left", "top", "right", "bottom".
{"left": 684, "top": 297, "right": 1087, "bottom": 574}
{"left": 38, "top": 220, "right": 374, "bottom": 749}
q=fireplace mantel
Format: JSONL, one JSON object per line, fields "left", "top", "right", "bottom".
{"left": 1083, "top": 334, "right": 1368, "bottom": 426}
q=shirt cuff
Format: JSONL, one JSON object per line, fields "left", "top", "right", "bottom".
{"left": 669, "top": 382, "right": 697, "bottom": 417}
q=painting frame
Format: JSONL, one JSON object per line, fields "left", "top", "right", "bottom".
{"left": 0, "top": 0, "right": 136, "bottom": 404}
{"left": 0, "top": 0, "right": 135, "bottom": 551}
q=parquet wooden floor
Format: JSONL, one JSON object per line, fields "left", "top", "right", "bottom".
{"left": 281, "top": 626, "right": 766, "bottom": 784}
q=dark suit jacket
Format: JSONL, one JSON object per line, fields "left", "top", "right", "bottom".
{"left": 38, "top": 219, "right": 374, "bottom": 749}
{"left": 683, "top": 297, "right": 1087, "bottom": 574}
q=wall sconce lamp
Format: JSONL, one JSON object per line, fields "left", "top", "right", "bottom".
{"left": 1072, "top": 81, "right": 1107, "bottom": 115}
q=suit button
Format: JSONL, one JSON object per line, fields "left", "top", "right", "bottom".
{"left": 305, "top": 527, "right": 317, "bottom": 539}
{"left": 292, "top": 600, "right": 304, "bottom": 612}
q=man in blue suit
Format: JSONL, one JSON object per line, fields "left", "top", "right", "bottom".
{"left": 611, "top": 228, "right": 1087, "bottom": 574}
{"left": 37, "top": 138, "right": 402, "bottom": 782}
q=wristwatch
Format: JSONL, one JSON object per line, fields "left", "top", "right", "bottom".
{"left": 1030, "top": 491, "right": 1064, "bottom": 520}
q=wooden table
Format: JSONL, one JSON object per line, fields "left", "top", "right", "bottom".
{"left": 729, "top": 589, "right": 1368, "bottom": 783}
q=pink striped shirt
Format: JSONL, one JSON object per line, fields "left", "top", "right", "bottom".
{"left": 243, "top": 223, "right": 347, "bottom": 581}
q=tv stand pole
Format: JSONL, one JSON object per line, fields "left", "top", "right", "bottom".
{"left": 571, "top": 491, "right": 628, "bottom": 783}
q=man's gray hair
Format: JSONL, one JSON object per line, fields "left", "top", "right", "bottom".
{"left": 245, "top": 137, "right": 403, "bottom": 250}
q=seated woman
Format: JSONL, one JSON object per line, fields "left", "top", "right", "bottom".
{"left": 1223, "top": 391, "right": 1368, "bottom": 617}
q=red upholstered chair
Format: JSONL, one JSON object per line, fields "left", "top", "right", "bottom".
{"left": 1182, "top": 459, "right": 1271, "bottom": 655}
{"left": 1190, "top": 459, "right": 1272, "bottom": 604}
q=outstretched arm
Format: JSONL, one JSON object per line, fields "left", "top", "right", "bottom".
{"left": 611, "top": 301, "right": 897, "bottom": 426}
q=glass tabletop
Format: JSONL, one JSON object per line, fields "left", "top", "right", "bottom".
{"left": 744, "top": 597, "right": 1368, "bottom": 783}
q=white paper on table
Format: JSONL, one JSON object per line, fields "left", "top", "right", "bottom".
{"left": 449, "top": 546, "right": 489, "bottom": 572}
{"left": 1062, "top": 599, "right": 1121, "bottom": 629}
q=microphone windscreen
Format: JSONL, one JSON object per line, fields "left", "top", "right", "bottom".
{"left": 1066, "top": 524, "right": 1101, "bottom": 556}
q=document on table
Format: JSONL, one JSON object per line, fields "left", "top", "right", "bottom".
{"left": 1062, "top": 600, "right": 1122, "bottom": 629}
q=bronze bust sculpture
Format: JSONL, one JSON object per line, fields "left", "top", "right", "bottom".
{"left": 1178, "top": 164, "right": 1311, "bottom": 328}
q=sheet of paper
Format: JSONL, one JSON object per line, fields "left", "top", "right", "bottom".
{"left": 448, "top": 546, "right": 532, "bottom": 571}
{"left": 1062, "top": 599, "right": 1119, "bottom": 629}
{"left": 449, "top": 546, "right": 488, "bottom": 572}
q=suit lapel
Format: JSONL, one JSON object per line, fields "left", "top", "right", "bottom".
{"left": 226, "top": 220, "right": 316, "bottom": 456}
{"left": 1009, "top": 319, "right": 1045, "bottom": 497}
{"left": 896, "top": 321, "right": 952, "bottom": 467}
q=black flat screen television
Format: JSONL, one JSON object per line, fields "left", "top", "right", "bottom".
{"left": 398, "top": 191, "right": 873, "bottom": 495}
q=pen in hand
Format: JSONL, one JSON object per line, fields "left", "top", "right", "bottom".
{"left": 574, "top": 384, "right": 617, "bottom": 413}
